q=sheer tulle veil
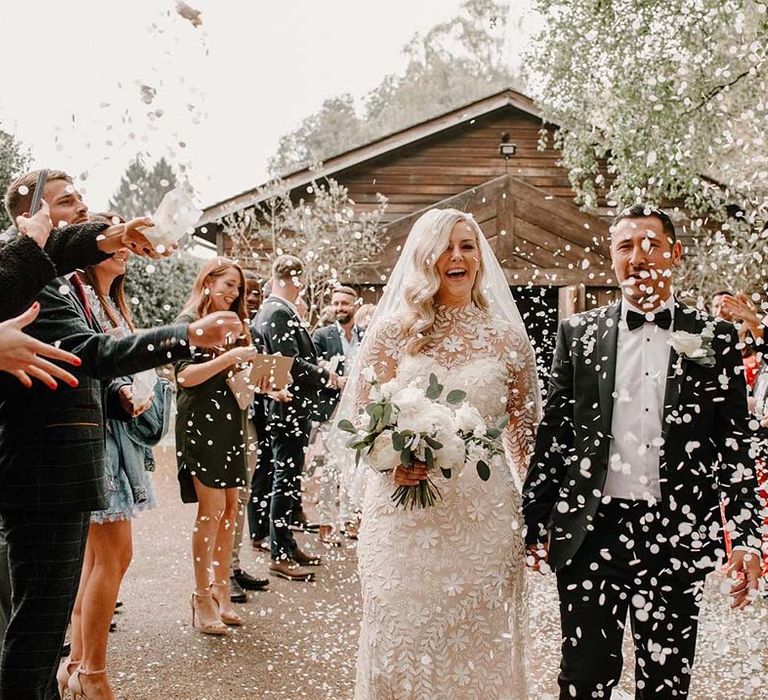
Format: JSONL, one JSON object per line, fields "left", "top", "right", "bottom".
{"left": 329, "top": 207, "right": 542, "bottom": 477}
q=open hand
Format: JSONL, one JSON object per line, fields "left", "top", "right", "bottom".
{"left": 726, "top": 548, "right": 763, "bottom": 609}
{"left": 188, "top": 312, "right": 244, "bottom": 348}
{"left": 226, "top": 345, "right": 260, "bottom": 365}
{"left": 0, "top": 303, "right": 81, "bottom": 389}
{"left": 16, "top": 200, "right": 53, "bottom": 249}
{"left": 98, "top": 217, "right": 175, "bottom": 258}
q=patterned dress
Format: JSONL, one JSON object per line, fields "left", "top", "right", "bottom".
{"left": 354, "top": 305, "right": 539, "bottom": 699}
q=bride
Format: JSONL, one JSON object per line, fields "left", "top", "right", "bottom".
{"left": 335, "top": 208, "right": 541, "bottom": 699}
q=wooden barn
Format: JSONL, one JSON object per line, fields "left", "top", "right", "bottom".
{"left": 194, "top": 89, "right": 661, "bottom": 368}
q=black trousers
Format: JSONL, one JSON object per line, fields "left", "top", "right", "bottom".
{"left": 247, "top": 401, "right": 274, "bottom": 542}
{"left": 269, "top": 415, "right": 312, "bottom": 560}
{"left": 556, "top": 500, "right": 706, "bottom": 700}
{"left": 0, "top": 508, "right": 89, "bottom": 700}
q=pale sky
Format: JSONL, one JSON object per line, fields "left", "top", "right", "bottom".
{"left": 0, "top": 0, "right": 536, "bottom": 212}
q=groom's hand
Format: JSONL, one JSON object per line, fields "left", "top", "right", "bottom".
{"left": 525, "top": 542, "right": 550, "bottom": 574}
{"left": 726, "top": 549, "right": 763, "bottom": 609}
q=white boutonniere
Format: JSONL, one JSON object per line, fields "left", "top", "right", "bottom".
{"left": 667, "top": 324, "right": 716, "bottom": 368}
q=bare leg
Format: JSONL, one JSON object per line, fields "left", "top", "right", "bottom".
{"left": 211, "top": 488, "right": 240, "bottom": 618}
{"left": 69, "top": 536, "right": 96, "bottom": 662}
{"left": 191, "top": 478, "right": 226, "bottom": 625}
{"left": 74, "top": 520, "right": 133, "bottom": 700}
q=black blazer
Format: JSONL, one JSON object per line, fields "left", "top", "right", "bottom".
{"left": 0, "top": 277, "right": 191, "bottom": 512}
{"left": 523, "top": 299, "right": 762, "bottom": 573}
{"left": 255, "top": 296, "right": 330, "bottom": 421}
{"left": 0, "top": 223, "right": 111, "bottom": 320}
{"left": 312, "top": 323, "right": 363, "bottom": 419}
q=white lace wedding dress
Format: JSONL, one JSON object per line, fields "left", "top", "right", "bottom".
{"left": 354, "top": 305, "right": 539, "bottom": 700}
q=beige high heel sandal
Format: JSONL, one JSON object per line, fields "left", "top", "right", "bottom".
{"left": 68, "top": 667, "right": 106, "bottom": 700}
{"left": 57, "top": 657, "right": 81, "bottom": 699}
{"left": 211, "top": 582, "right": 244, "bottom": 626}
{"left": 191, "top": 591, "right": 229, "bottom": 635}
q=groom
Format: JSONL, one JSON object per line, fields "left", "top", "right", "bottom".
{"left": 524, "top": 204, "right": 763, "bottom": 699}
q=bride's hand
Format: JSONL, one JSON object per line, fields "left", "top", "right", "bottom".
{"left": 393, "top": 462, "right": 428, "bottom": 486}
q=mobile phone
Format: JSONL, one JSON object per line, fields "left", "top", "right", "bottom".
{"left": 28, "top": 169, "right": 49, "bottom": 215}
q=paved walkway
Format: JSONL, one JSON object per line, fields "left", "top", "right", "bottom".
{"left": 107, "top": 446, "right": 768, "bottom": 699}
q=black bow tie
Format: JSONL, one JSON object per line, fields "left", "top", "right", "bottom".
{"left": 626, "top": 307, "right": 672, "bottom": 331}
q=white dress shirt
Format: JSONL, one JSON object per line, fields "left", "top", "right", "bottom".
{"left": 337, "top": 321, "right": 360, "bottom": 365}
{"left": 603, "top": 295, "right": 676, "bottom": 501}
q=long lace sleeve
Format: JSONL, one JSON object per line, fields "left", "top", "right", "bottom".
{"left": 352, "top": 316, "right": 405, "bottom": 412}
{"left": 502, "top": 324, "right": 541, "bottom": 483}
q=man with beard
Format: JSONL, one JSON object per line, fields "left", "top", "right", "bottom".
{"left": 312, "top": 286, "right": 362, "bottom": 544}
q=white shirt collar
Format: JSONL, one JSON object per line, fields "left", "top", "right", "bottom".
{"left": 620, "top": 293, "right": 675, "bottom": 322}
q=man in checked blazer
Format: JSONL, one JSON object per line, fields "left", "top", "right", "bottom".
{"left": 0, "top": 172, "right": 244, "bottom": 700}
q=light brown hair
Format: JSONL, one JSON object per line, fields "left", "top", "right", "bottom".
{"left": 182, "top": 257, "right": 250, "bottom": 346}
{"left": 4, "top": 169, "right": 73, "bottom": 221}
{"left": 272, "top": 254, "right": 304, "bottom": 282}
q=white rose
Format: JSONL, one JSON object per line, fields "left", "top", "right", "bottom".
{"left": 667, "top": 331, "right": 703, "bottom": 356}
{"left": 391, "top": 386, "right": 424, "bottom": 413}
{"left": 454, "top": 403, "right": 485, "bottom": 434}
{"left": 379, "top": 379, "right": 398, "bottom": 400}
{"left": 366, "top": 430, "right": 401, "bottom": 473}
{"left": 433, "top": 433, "right": 466, "bottom": 472}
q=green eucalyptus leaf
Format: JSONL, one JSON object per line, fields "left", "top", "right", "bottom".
{"left": 337, "top": 419, "right": 357, "bottom": 434}
{"left": 476, "top": 460, "right": 491, "bottom": 481}
{"left": 446, "top": 389, "right": 467, "bottom": 405}
{"left": 440, "top": 467, "right": 452, "bottom": 479}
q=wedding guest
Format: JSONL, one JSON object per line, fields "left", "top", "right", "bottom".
{"left": 313, "top": 286, "right": 360, "bottom": 544}
{"left": 175, "top": 258, "right": 255, "bottom": 635}
{"left": 0, "top": 172, "right": 241, "bottom": 698}
{"left": 524, "top": 204, "right": 763, "bottom": 699}
{"left": 61, "top": 213, "right": 169, "bottom": 698}
{"left": 314, "top": 304, "right": 336, "bottom": 330}
{"left": 255, "top": 255, "right": 340, "bottom": 581}
{"left": 2, "top": 170, "right": 165, "bottom": 321}
{"left": 229, "top": 270, "right": 270, "bottom": 603}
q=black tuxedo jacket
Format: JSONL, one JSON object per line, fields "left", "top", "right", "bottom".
{"left": 312, "top": 323, "right": 363, "bottom": 419}
{"left": 255, "top": 296, "right": 330, "bottom": 422}
{"left": 0, "top": 277, "right": 191, "bottom": 512}
{"left": 523, "top": 299, "right": 762, "bottom": 573}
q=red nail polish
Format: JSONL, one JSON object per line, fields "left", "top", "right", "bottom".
{"left": 72, "top": 358, "right": 82, "bottom": 366}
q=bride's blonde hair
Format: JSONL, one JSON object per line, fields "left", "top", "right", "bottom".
{"left": 400, "top": 208, "right": 490, "bottom": 355}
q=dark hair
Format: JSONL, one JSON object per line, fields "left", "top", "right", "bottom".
{"left": 332, "top": 285, "right": 358, "bottom": 299}
{"left": 4, "top": 169, "right": 73, "bottom": 221}
{"left": 80, "top": 211, "right": 135, "bottom": 331}
{"left": 711, "top": 289, "right": 734, "bottom": 300}
{"left": 611, "top": 204, "right": 677, "bottom": 244}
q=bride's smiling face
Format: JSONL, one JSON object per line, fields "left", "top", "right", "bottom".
{"left": 434, "top": 221, "right": 480, "bottom": 305}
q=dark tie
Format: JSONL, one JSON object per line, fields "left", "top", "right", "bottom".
{"left": 626, "top": 307, "right": 672, "bottom": 332}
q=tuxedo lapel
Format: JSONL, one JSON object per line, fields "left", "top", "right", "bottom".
{"left": 596, "top": 302, "right": 621, "bottom": 435}
{"left": 661, "top": 299, "right": 699, "bottom": 441}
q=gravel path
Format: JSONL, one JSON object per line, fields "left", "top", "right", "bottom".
{"left": 106, "top": 445, "right": 768, "bottom": 699}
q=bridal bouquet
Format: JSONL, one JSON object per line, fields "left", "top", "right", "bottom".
{"left": 338, "top": 370, "right": 506, "bottom": 509}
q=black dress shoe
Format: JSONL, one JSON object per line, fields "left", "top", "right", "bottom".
{"left": 233, "top": 568, "right": 269, "bottom": 591}
{"left": 230, "top": 576, "right": 247, "bottom": 603}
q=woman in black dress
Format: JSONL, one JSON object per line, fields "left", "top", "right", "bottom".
{"left": 175, "top": 258, "right": 257, "bottom": 635}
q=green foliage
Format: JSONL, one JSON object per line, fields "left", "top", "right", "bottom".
{"left": 268, "top": 0, "right": 518, "bottom": 175}
{"left": 124, "top": 252, "right": 202, "bottom": 328}
{"left": 223, "top": 175, "right": 388, "bottom": 323}
{"left": 528, "top": 0, "right": 768, "bottom": 302}
{"left": 108, "top": 156, "right": 176, "bottom": 218}
{"left": 0, "top": 130, "right": 31, "bottom": 230}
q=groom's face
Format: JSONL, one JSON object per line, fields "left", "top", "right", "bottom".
{"left": 610, "top": 216, "right": 682, "bottom": 308}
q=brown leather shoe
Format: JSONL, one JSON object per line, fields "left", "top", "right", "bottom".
{"left": 342, "top": 520, "right": 359, "bottom": 540}
{"left": 268, "top": 559, "right": 315, "bottom": 582}
{"left": 291, "top": 547, "right": 322, "bottom": 567}
{"left": 318, "top": 525, "right": 342, "bottom": 547}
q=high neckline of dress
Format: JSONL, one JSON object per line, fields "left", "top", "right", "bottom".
{"left": 434, "top": 303, "right": 480, "bottom": 320}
